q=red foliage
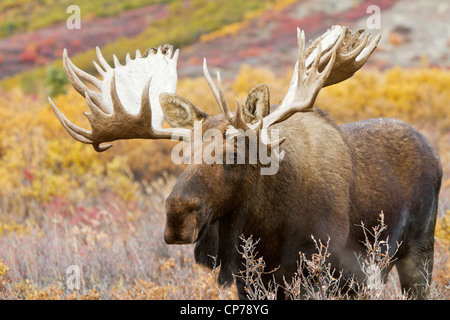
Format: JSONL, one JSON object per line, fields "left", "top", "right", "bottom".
{"left": 43, "top": 36, "right": 55, "bottom": 46}
{"left": 238, "top": 46, "right": 262, "bottom": 58}
{"left": 22, "top": 168, "right": 35, "bottom": 182}
{"left": 70, "top": 38, "right": 81, "bottom": 48}
{"left": 19, "top": 45, "right": 37, "bottom": 63}
{"left": 43, "top": 197, "right": 72, "bottom": 218}
{"left": 35, "top": 55, "right": 50, "bottom": 66}
{"left": 71, "top": 206, "right": 102, "bottom": 226}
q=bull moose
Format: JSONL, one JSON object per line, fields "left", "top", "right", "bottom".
{"left": 49, "top": 25, "right": 442, "bottom": 299}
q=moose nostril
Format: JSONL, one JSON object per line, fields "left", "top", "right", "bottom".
{"left": 164, "top": 212, "right": 199, "bottom": 244}
{"left": 164, "top": 195, "right": 204, "bottom": 245}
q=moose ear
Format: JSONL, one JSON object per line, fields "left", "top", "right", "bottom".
{"left": 160, "top": 93, "right": 209, "bottom": 129}
{"left": 242, "top": 84, "right": 270, "bottom": 123}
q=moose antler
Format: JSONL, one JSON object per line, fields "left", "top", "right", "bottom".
{"left": 202, "top": 26, "right": 379, "bottom": 153}
{"left": 51, "top": 26, "right": 379, "bottom": 159}
{"left": 318, "top": 28, "right": 381, "bottom": 87}
{"left": 49, "top": 45, "right": 191, "bottom": 151}
{"left": 260, "top": 27, "right": 342, "bottom": 132}
{"left": 261, "top": 26, "right": 379, "bottom": 144}
{"left": 276, "top": 26, "right": 380, "bottom": 125}
{"left": 205, "top": 26, "right": 378, "bottom": 129}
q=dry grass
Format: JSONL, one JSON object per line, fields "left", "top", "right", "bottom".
{"left": 0, "top": 175, "right": 235, "bottom": 300}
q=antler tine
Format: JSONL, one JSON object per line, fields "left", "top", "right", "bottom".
{"left": 110, "top": 71, "right": 128, "bottom": 115}
{"left": 309, "top": 27, "right": 347, "bottom": 71}
{"left": 343, "top": 33, "right": 370, "bottom": 60}
{"left": 48, "top": 97, "right": 93, "bottom": 144}
{"left": 64, "top": 49, "right": 102, "bottom": 90}
{"left": 215, "top": 71, "right": 233, "bottom": 120}
{"left": 297, "top": 28, "right": 306, "bottom": 78}
{"left": 63, "top": 49, "right": 107, "bottom": 113}
{"left": 93, "top": 60, "right": 106, "bottom": 77}
{"left": 356, "top": 33, "right": 381, "bottom": 63}
{"left": 203, "top": 59, "right": 233, "bottom": 120}
{"left": 84, "top": 92, "right": 113, "bottom": 152}
{"left": 296, "top": 26, "right": 379, "bottom": 88}
{"left": 96, "top": 46, "right": 112, "bottom": 72}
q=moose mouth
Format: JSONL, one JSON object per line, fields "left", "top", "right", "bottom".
{"left": 164, "top": 227, "right": 198, "bottom": 245}
{"left": 164, "top": 208, "right": 212, "bottom": 245}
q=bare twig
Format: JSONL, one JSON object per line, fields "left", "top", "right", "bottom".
{"left": 236, "top": 235, "right": 279, "bottom": 300}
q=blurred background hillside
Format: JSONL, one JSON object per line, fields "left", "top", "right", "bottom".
{"left": 1, "top": 0, "right": 449, "bottom": 89}
{"left": 0, "top": 0, "right": 449, "bottom": 299}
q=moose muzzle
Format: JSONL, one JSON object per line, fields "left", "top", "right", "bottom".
{"left": 164, "top": 195, "right": 204, "bottom": 244}
{"left": 164, "top": 213, "right": 199, "bottom": 244}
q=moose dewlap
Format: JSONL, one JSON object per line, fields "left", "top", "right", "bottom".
{"left": 50, "top": 26, "right": 442, "bottom": 300}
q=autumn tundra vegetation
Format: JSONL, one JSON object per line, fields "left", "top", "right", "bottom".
{"left": 0, "top": 0, "right": 449, "bottom": 300}
{"left": 0, "top": 62, "right": 449, "bottom": 301}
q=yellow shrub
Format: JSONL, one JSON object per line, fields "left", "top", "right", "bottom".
{"left": 200, "top": 21, "right": 249, "bottom": 43}
{"left": 0, "top": 222, "right": 29, "bottom": 236}
{"left": 0, "top": 260, "right": 9, "bottom": 277}
{"left": 0, "top": 89, "right": 140, "bottom": 211}
{"left": 319, "top": 67, "right": 450, "bottom": 132}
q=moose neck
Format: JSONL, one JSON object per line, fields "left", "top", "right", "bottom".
{"left": 214, "top": 148, "right": 301, "bottom": 285}
{"left": 196, "top": 110, "right": 349, "bottom": 284}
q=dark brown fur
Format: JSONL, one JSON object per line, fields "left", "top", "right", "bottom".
{"left": 164, "top": 108, "right": 442, "bottom": 299}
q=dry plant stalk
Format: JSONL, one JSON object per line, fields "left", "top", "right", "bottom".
{"left": 284, "top": 237, "right": 350, "bottom": 300}
{"left": 232, "top": 213, "right": 408, "bottom": 300}
{"left": 355, "top": 212, "right": 402, "bottom": 299}
{"left": 236, "top": 235, "right": 279, "bottom": 300}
